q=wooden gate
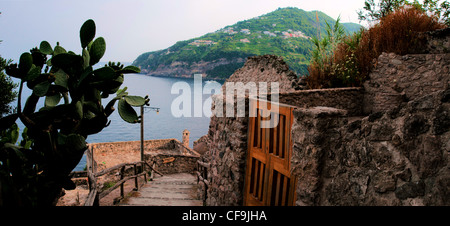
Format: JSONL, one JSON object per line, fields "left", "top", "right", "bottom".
{"left": 244, "top": 99, "right": 297, "bottom": 206}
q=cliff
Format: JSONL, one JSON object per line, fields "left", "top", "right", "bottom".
{"left": 141, "top": 57, "right": 246, "bottom": 79}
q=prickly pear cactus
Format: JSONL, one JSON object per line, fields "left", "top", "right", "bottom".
{"left": 1, "top": 19, "right": 148, "bottom": 205}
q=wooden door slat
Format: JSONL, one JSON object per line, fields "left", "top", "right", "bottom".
{"left": 244, "top": 99, "right": 296, "bottom": 206}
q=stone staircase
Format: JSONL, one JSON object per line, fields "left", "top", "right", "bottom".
{"left": 119, "top": 173, "right": 203, "bottom": 206}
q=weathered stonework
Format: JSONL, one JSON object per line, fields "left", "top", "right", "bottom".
{"left": 223, "top": 54, "right": 304, "bottom": 93}
{"left": 90, "top": 136, "right": 200, "bottom": 175}
{"left": 291, "top": 88, "right": 449, "bottom": 205}
{"left": 416, "top": 28, "right": 450, "bottom": 54}
{"left": 199, "top": 95, "right": 249, "bottom": 206}
{"left": 145, "top": 154, "right": 199, "bottom": 175}
{"left": 198, "top": 29, "right": 450, "bottom": 206}
{"left": 277, "top": 88, "right": 364, "bottom": 116}
{"left": 363, "top": 52, "right": 450, "bottom": 114}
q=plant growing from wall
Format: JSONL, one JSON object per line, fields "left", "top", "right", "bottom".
{"left": 0, "top": 19, "right": 148, "bottom": 206}
{"left": 306, "top": 5, "right": 445, "bottom": 89}
{"left": 307, "top": 16, "right": 348, "bottom": 88}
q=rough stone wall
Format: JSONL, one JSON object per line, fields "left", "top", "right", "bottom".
{"left": 363, "top": 52, "right": 450, "bottom": 114}
{"left": 201, "top": 89, "right": 364, "bottom": 206}
{"left": 277, "top": 88, "right": 364, "bottom": 116}
{"left": 291, "top": 88, "right": 449, "bottom": 205}
{"left": 200, "top": 95, "right": 250, "bottom": 206}
{"left": 416, "top": 28, "right": 450, "bottom": 54}
{"left": 199, "top": 54, "right": 304, "bottom": 206}
{"left": 90, "top": 138, "right": 199, "bottom": 172}
{"left": 90, "top": 139, "right": 178, "bottom": 155}
{"left": 291, "top": 30, "right": 450, "bottom": 206}
{"left": 145, "top": 154, "right": 199, "bottom": 175}
{"left": 199, "top": 30, "right": 450, "bottom": 206}
{"left": 223, "top": 54, "right": 303, "bottom": 93}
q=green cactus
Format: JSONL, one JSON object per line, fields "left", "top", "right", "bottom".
{"left": 0, "top": 19, "right": 147, "bottom": 206}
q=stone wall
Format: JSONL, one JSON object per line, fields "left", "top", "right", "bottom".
{"left": 291, "top": 88, "right": 449, "bottom": 205}
{"left": 200, "top": 95, "right": 250, "bottom": 206}
{"left": 277, "top": 87, "right": 364, "bottom": 116}
{"left": 363, "top": 52, "right": 450, "bottom": 114}
{"left": 290, "top": 30, "right": 450, "bottom": 205}
{"left": 201, "top": 86, "right": 365, "bottom": 206}
{"left": 416, "top": 28, "right": 450, "bottom": 54}
{"left": 91, "top": 139, "right": 178, "bottom": 156}
{"left": 198, "top": 29, "right": 450, "bottom": 206}
{"left": 90, "top": 138, "right": 199, "bottom": 173}
{"left": 145, "top": 154, "right": 199, "bottom": 175}
{"left": 223, "top": 54, "right": 303, "bottom": 93}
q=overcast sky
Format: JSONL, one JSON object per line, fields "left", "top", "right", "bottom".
{"left": 0, "top": 0, "right": 365, "bottom": 63}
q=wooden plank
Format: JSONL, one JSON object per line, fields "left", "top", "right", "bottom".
{"left": 256, "top": 109, "right": 261, "bottom": 148}
{"left": 289, "top": 176, "right": 298, "bottom": 206}
{"left": 84, "top": 189, "right": 98, "bottom": 206}
{"left": 249, "top": 159, "right": 256, "bottom": 197}
{"left": 249, "top": 161, "right": 255, "bottom": 198}
{"left": 95, "top": 161, "right": 139, "bottom": 177}
{"left": 275, "top": 171, "right": 281, "bottom": 206}
{"left": 281, "top": 175, "right": 288, "bottom": 206}
{"left": 134, "top": 163, "right": 139, "bottom": 190}
{"left": 257, "top": 161, "right": 265, "bottom": 201}
{"left": 279, "top": 115, "right": 285, "bottom": 158}
{"left": 120, "top": 166, "right": 125, "bottom": 199}
{"left": 253, "top": 161, "right": 261, "bottom": 197}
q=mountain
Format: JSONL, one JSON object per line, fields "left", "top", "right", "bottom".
{"left": 132, "top": 7, "right": 362, "bottom": 79}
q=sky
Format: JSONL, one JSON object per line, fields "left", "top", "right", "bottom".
{"left": 0, "top": 0, "right": 365, "bottom": 63}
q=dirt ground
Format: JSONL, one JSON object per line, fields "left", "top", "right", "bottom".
{"left": 56, "top": 149, "right": 146, "bottom": 206}
{"left": 56, "top": 176, "right": 149, "bottom": 206}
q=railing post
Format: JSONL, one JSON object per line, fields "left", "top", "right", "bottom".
{"left": 150, "top": 161, "right": 155, "bottom": 181}
{"left": 120, "top": 166, "right": 125, "bottom": 199}
{"left": 134, "top": 163, "right": 139, "bottom": 191}
{"left": 143, "top": 162, "right": 147, "bottom": 183}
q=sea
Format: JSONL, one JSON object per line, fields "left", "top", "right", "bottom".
{"left": 13, "top": 72, "right": 221, "bottom": 171}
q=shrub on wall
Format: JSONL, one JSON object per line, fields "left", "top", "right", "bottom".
{"left": 306, "top": 6, "right": 446, "bottom": 89}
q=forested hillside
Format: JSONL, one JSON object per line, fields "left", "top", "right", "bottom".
{"left": 133, "top": 7, "right": 361, "bottom": 79}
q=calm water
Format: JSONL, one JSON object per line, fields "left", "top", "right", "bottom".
{"left": 14, "top": 74, "right": 220, "bottom": 171}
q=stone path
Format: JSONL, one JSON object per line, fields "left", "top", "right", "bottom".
{"left": 119, "top": 173, "right": 203, "bottom": 206}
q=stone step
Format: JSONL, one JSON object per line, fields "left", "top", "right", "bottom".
{"left": 151, "top": 181, "right": 197, "bottom": 185}
{"left": 138, "top": 191, "right": 196, "bottom": 199}
{"left": 122, "top": 197, "right": 203, "bottom": 206}
{"left": 118, "top": 173, "right": 202, "bottom": 206}
{"left": 140, "top": 186, "right": 195, "bottom": 193}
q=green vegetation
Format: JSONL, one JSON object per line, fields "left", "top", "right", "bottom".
{"left": 0, "top": 19, "right": 149, "bottom": 206}
{"left": 358, "top": 0, "right": 450, "bottom": 26}
{"left": 133, "top": 7, "right": 361, "bottom": 79}
{"left": 0, "top": 55, "right": 17, "bottom": 117}
{"left": 0, "top": 12, "right": 18, "bottom": 117}
{"left": 306, "top": 4, "right": 446, "bottom": 89}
